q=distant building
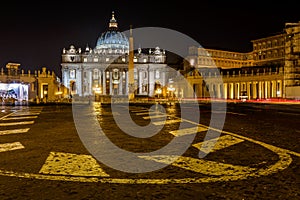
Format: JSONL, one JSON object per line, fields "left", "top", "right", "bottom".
{"left": 0, "top": 63, "right": 68, "bottom": 104}
{"left": 183, "top": 21, "right": 300, "bottom": 99}
{"left": 61, "top": 12, "right": 169, "bottom": 99}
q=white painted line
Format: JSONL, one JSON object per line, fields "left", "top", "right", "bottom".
{"left": 170, "top": 126, "right": 207, "bottom": 137}
{"left": 0, "top": 142, "right": 25, "bottom": 152}
{"left": 39, "top": 152, "right": 109, "bottom": 177}
{"left": 143, "top": 115, "right": 167, "bottom": 119}
{"left": 2, "top": 116, "right": 38, "bottom": 120}
{"left": 152, "top": 119, "right": 182, "bottom": 126}
{"left": 139, "top": 155, "right": 255, "bottom": 176}
{"left": 193, "top": 135, "right": 244, "bottom": 154}
{"left": 0, "top": 128, "right": 30, "bottom": 135}
{"left": 0, "top": 121, "right": 34, "bottom": 126}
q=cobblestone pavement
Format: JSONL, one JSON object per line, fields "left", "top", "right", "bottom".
{"left": 0, "top": 103, "right": 299, "bottom": 199}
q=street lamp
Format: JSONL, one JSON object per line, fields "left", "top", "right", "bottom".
{"left": 93, "top": 86, "right": 102, "bottom": 102}
{"left": 167, "top": 85, "right": 175, "bottom": 98}
{"left": 156, "top": 88, "right": 162, "bottom": 99}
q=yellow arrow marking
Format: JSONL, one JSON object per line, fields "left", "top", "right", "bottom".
{"left": 139, "top": 155, "right": 255, "bottom": 176}
{"left": 193, "top": 135, "right": 244, "bottom": 154}
{"left": 39, "top": 152, "right": 109, "bottom": 177}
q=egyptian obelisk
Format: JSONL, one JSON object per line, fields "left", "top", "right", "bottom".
{"left": 128, "top": 26, "right": 135, "bottom": 101}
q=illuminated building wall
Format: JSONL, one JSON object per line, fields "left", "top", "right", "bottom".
{"left": 61, "top": 12, "right": 169, "bottom": 98}
{"left": 0, "top": 63, "right": 68, "bottom": 103}
{"left": 184, "top": 21, "right": 300, "bottom": 100}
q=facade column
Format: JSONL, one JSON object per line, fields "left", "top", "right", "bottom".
{"left": 119, "top": 70, "right": 123, "bottom": 95}
{"left": 247, "top": 82, "right": 251, "bottom": 99}
{"left": 149, "top": 69, "right": 155, "bottom": 96}
{"left": 109, "top": 70, "right": 113, "bottom": 95}
{"left": 139, "top": 70, "right": 143, "bottom": 94}
{"left": 89, "top": 69, "right": 93, "bottom": 95}
{"left": 99, "top": 70, "right": 102, "bottom": 92}
{"left": 125, "top": 70, "right": 128, "bottom": 95}
{"left": 102, "top": 70, "right": 106, "bottom": 95}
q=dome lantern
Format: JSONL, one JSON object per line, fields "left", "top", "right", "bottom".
{"left": 109, "top": 11, "right": 118, "bottom": 29}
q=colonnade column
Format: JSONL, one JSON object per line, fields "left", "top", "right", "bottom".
{"left": 223, "top": 83, "right": 227, "bottom": 99}
{"left": 265, "top": 81, "right": 269, "bottom": 98}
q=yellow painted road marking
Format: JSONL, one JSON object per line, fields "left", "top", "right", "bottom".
{"left": 2, "top": 116, "right": 38, "bottom": 120}
{"left": 39, "top": 152, "right": 109, "bottom": 177}
{"left": 130, "top": 109, "right": 149, "bottom": 113}
{"left": 0, "top": 140, "right": 294, "bottom": 184}
{"left": 169, "top": 126, "right": 207, "bottom": 137}
{"left": 0, "top": 112, "right": 16, "bottom": 120}
{"left": 139, "top": 155, "right": 255, "bottom": 176}
{"left": 136, "top": 111, "right": 160, "bottom": 115}
{"left": 143, "top": 115, "right": 167, "bottom": 119}
{"left": 193, "top": 135, "right": 244, "bottom": 154}
{"left": 0, "top": 128, "right": 30, "bottom": 135}
{"left": 226, "top": 112, "right": 247, "bottom": 116}
{"left": 97, "top": 111, "right": 119, "bottom": 116}
{"left": 0, "top": 121, "right": 34, "bottom": 126}
{"left": 152, "top": 119, "right": 182, "bottom": 126}
{"left": 11, "top": 112, "right": 40, "bottom": 116}
{"left": 0, "top": 142, "right": 24, "bottom": 152}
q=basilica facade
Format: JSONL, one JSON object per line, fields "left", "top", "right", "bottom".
{"left": 61, "top": 12, "right": 168, "bottom": 99}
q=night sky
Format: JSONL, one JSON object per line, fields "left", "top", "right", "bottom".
{"left": 0, "top": 1, "right": 299, "bottom": 78}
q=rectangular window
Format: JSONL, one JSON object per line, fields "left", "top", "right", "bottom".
{"left": 31, "top": 83, "right": 35, "bottom": 92}
{"left": 155, "top": 70, "right": 160, "bottom": 79}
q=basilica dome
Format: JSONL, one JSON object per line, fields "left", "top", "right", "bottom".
{"left": 95, "top": 12, "right": 129, "bottom": 54}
